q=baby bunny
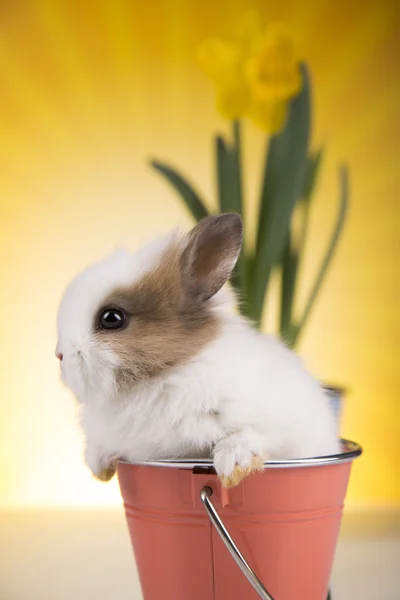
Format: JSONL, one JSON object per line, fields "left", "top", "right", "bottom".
{"left": 56, "top": 213, "right": 339, "bottom": 488}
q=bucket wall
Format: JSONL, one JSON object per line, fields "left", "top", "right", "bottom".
{"left": 118, "top": 459, "right": 354, "bottom": 600}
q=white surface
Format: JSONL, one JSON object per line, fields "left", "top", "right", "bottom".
{"left": 0, "top": 508, "right": 398, "bottom": 599}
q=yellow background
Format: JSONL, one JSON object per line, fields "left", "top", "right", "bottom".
{"left": 0, "top": 0, "right": 398, "bottom": 508}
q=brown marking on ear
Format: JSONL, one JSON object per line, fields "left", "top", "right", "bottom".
{"left": 95, "top": 237, "right": 221, "bottom": 392}
{"left": 181, "top": 213, "right": 243, "bottom": 302}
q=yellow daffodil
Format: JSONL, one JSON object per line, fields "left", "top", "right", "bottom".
{"left": 246, "top": 22, "right": 302, "bottom": 102}
{"left": 215, "top": 79, "right": 250, "bottom": 120}
{"left": 197, "top": 13, "right": 303, "bottom": 133}
{"left": 196, "top": 38, "right": 243, "bottom": 85}
{"left": 196, "top": 38, "right": 249, "bottom": 119}
{"left": 248, "top": 98, "right": 289, "bottom": 134}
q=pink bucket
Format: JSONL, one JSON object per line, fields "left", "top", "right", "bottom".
{"left": 117, "top": 439, "right": 362, "bottom": 600}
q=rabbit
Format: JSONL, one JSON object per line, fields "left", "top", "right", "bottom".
{"left": 56, "top": 213, "right": 340, "bottom": 488}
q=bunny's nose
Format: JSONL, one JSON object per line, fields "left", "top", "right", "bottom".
{"left": 56, "top": 352, "right": 63, "bottom": 361}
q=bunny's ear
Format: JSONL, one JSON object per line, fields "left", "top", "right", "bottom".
{"left": 181, "top": 213, "right": 243, "bottom": 302}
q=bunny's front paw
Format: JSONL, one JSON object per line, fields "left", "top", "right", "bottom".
{"left": 85, "top": 444, "right": 116, "bottom": 482}
{"left": 213, "top": 430, "right": 267, "bottom": 489}
{"left": 97, "top": 463, "right": 116, "bottom": 482}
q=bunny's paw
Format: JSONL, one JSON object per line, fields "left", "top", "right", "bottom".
{"left": 97, "top": 463, "right": 116, "bottom": 482}
{"left": 219, "top": 455, "right": 265, "bottom": 488}
{"left": 213, "top": 430, "right": 267, "bottom": 489}
{"left": 85, "top": 444, "right": 116, "bottom": 482}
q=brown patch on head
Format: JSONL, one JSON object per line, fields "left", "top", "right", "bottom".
{"left": 95, "top": 214, "right": 243, "bottom": 391}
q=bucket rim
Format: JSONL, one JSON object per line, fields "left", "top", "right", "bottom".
{"left": 118, "top": 438, "right": 362, "bottom": 470}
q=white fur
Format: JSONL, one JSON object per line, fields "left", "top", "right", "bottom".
{"left": 57, "top": 233, "right": 340, "bottom": 481}
{"left": 56, "top": 233, "right": 178, "bottom": 404}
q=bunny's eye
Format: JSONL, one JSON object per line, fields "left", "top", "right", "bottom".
{"left": 99, "top": 309, "right": 126, "bottom": 330}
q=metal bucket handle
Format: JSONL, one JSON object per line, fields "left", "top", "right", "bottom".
{"left": 200, "top": 486, "right": 275, "bottom": 600}
{"left": 200, "top": 487, "right": 336, "bottom": 600}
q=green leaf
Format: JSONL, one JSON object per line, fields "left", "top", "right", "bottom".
{"left": 215, "top": 120, "right": 246, "bottom": 294}
{"left": 279, "top": 149, "right": 324, "bottom": 346}
{"left": 150, "top": 160, "right": 209, "bottom": 222}
{"left": 280, "top": 238, "right": 299, "bottom": 341}
{"left": 302, "top": 148, "right": 324, "bottom": 203}
{"left": 296, "top": 153, "right": 319, "bottom": 263}
{"left": 273, "top": 149, "right": 324, "bottom": 272}
{"left": 251, "top": 62, "right": 311, "bottom": 326}
{"left": 295, "top": 164, "right": 349, "bottom": 342}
